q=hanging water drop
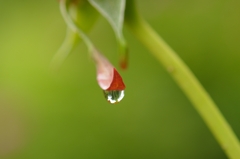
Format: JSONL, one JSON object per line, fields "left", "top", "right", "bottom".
{"left": 103, "top": 90, "right": 125, "bottom": 104}
{"left": 92, "top": 50, "right": 126, "bottom": 104}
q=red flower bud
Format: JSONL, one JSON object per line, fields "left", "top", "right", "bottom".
{"left": 92, "top": 50, "right": 125, "bottom": 103}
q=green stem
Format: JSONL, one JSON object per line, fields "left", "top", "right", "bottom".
{"left": 60, "top": 0, "right": 95, "bottom": 52}
{"left": 125, "top": 1, "right": 240, "bottom": 158}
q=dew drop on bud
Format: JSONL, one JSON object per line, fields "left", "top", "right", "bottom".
{"left": 103, "top": 90, "right": 124, "bottom": 104}
{"left": 92, "top": 50, "right": 126, "bottom": 104}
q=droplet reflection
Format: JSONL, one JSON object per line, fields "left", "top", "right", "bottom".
{"left": 103, "top": 90, "right": 124, "bottom": 104}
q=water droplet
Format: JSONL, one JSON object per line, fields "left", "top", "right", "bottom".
{"left": 103, "top": 90, "right": 125, "bottom": 104}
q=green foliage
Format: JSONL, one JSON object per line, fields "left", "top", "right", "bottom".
{"left": 88, "top": 0, "right": 125, "bottom": 43}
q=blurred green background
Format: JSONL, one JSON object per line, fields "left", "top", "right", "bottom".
{"left": 1, "top": 0, "right": 240, "bottom": 159}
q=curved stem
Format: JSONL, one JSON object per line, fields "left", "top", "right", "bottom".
{"left": 125, "top": 1, "right": 240, "bottom": 158}
{"left": 60, "top": 0, "right": 95, "bottom": 52}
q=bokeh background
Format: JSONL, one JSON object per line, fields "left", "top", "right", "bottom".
{"left": 1, "top": 0, "right": 240, "bottom": 158}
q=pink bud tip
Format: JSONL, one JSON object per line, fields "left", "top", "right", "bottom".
{"left": 93, "top": 50, "right": 126, "bottom": 91}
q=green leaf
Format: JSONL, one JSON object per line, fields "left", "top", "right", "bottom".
{"left": 88, "top": 0, "right": 128, "bottom": 69}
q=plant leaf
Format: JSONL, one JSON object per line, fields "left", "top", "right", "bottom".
{"left": 88, "top": 0, "right": 128, "bottom": 69}
{"left": 88, "top": 0, "right": 125, "bottom": 39}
